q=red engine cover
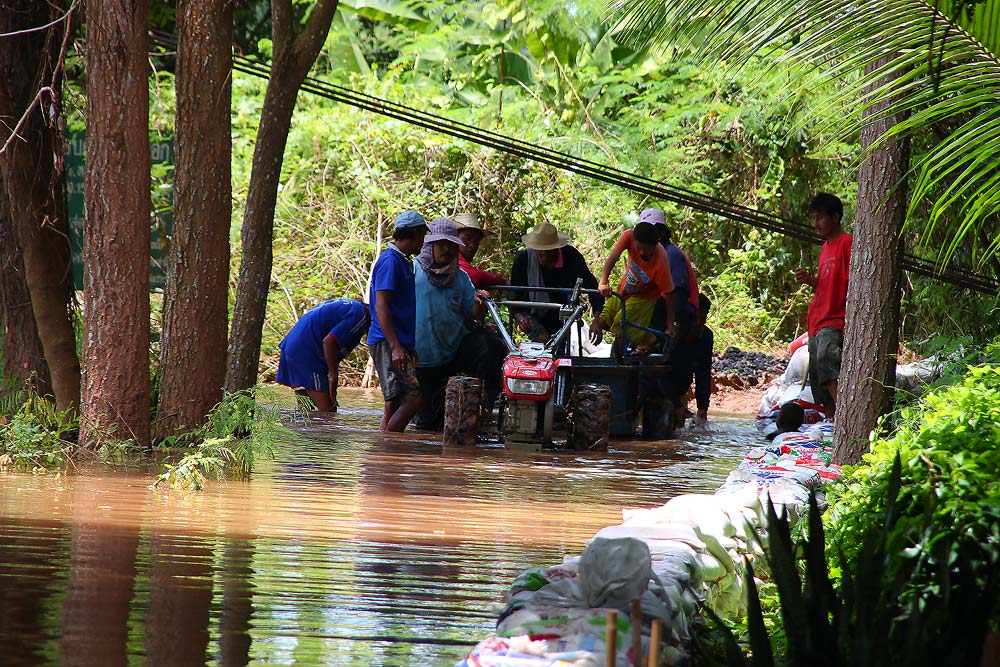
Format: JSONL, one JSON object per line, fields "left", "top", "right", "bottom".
{"left": 503, "top": 355, "right": 557, "bottom": 380}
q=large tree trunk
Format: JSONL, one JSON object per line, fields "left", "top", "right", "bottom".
{"left": 81, "top": 0, "right": 151, "bottom": 446}
{"left": 833, "top": 57, "right": 910, "bottom": 465}
{"left": 224, "top": 0, "right": 341, "bottom": 392}
{"left": 0, "top": 181, "right": 51, "bottom": 400}
{"left": 154, "top": 0, "right": 233, "bottom": 440}
{"left": 0, "top": 0, "right": 80, "bottom": 411}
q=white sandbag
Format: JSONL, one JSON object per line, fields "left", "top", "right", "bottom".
{"left": 695, "top": 551, "right": 727, "bottom": 582}
{"left": 656, "top": 494, "right": 740, "bottom": 538}
{"left": 593, "top": 523, "right": 705, "bottom": 550}
{"left": 782, "top": 345, "right": 809, "bottom": 385}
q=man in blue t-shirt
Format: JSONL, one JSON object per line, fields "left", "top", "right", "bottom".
{"left": 368, "top": 210, "right": 428, "bottom": 432}
{"left": 276, "top": 298, "right": 369, "bottom": 412}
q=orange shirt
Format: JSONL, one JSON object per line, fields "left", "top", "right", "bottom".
{"left": 613, "top": 229, "right": 674, "bottom": 300}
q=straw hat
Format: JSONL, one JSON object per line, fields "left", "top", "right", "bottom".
{"left": 453, "top": 212, "right": 483, "bottom": 232}
{"left": 521, "top": 222, "right": 570, "bottom": 251}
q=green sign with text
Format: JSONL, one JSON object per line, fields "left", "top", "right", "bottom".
{"left": 65, "top": 131, "right": 174, "bottom": 291}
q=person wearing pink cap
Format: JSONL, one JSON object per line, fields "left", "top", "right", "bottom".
{"left": 590, "top": 211, "right": 676, "bottom": 348}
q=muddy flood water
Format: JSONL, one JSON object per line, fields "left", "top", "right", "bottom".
{"left": 0, "top": 389, "right": 758, "bottom": 667}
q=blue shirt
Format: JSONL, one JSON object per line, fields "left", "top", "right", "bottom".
{"left": 279, "top": 299, "right": 367, "bottom": 361}
{"left": 367, "top": 244, "right": 417, "bottom": 349}
{"left": 414, "top": 266, "right": 476, "bottom": 367}
{"left": 663, "top": 243, "right": 689, "bottom": 299}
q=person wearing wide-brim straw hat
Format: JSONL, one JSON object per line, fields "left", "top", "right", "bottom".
{"left": 509, "top": 222, "right": 604, "bottom": 343}
{"left": 453, "top": 213, "right": 507, "bottom": 289}
{"left": 520, "top": 222, "right": 571, "bottom": 250}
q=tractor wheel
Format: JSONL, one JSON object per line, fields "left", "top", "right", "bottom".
{"left": 568, "top": 383, "right": 611, "bottom": 451}
{"left": 443, "top": 376, "right": 483, "bottom": 446}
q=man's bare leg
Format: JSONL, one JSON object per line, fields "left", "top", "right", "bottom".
{"left": 385, "top": 394, "right": 422, "bottom": 432}
{"left": 305, "top": 389, "right": 332, "bottom": 412}
{"left": 381, "top": 399, "right": 398, "bottom": 431}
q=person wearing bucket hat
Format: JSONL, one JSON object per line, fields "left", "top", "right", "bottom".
{"left": 509, "top": 222, "right": 604, "bottom": 343}
{"left": 412, "top": 218, "right": 500, "bottom": 429}
{"left": 453, "top": 213, "right": 507, "bottom": 289}
{"left": 368, "top": 210, "right": 428, "bottom": 432}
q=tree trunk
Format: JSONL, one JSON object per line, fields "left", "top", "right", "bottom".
{"left": 81, "top": 0, "right": 151, "bottom": 446}
{"left": 224, "top": 0, "right": 341, "bottom": 392}
{"left": 0, "top": 184, "right": 51, "bottom": 400}
{"left": 0, "top": 0, "right": 80, "bottom": 411}
{"left": 154, "top": 0, "right": 233, "bottom": 440}
{"left": 833, "top": 57, "right": 910, "bottom": 465}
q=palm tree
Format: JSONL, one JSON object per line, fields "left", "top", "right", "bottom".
{"left": 610, "top": 0, "right": 1000, "bottom": 464}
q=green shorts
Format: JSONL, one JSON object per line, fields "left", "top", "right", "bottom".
{"left": 808, "top": 327, "right": 842, "bottom": 406}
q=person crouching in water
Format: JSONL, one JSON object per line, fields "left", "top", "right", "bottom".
{"left": 412, "top": 218, "right": 497, "bottom": 430}
{"left": 276, "top": 298, "right": 369, "bottom": 412}
{"left": 368, "top": 211, "right": 427, "bottom": 432}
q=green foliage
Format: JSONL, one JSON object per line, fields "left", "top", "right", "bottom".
{"left": 140, "top": 0, "right": 1000, "bottom": 379}
{"left": 153, "top": 388, "right": 285, "bottom": 490}
{"left": 705, "top": 459, "right": 998, "bottom": 665}
{"left": 826, "top": 363, "right": 1000, "bottom": 599}
{"left": 822, "top": 359, "right": 1000, "bottom": 659}
{"left": 0, "top": 391, "right": 76, "bottom": 468}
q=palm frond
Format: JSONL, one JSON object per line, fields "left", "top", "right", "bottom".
{"left": 608, "top": 0, "right": 1000, "bottom": 270}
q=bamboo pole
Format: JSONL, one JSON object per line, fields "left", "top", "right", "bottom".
{"left": 648, "top": 618, "right": 662, "bottom": 667}
{"left": 630, "top": 599, "right": 642, "bottom": 666}
{"left": 605, "top": 610, "right": 617, "bottom": 667}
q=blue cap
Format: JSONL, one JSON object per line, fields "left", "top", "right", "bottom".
{"left": 394, "top": 210, "right": 427, "bottom": 230}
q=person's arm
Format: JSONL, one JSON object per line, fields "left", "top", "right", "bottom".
{"left": 657, "top": 259, "right": 677, "bottom": 338}
{"left": 322, "top": 334, "right": 342, "bottom": 409}
{"left": 795, "top": 267, "right": 818, "bottom": 289}
{"left": 375, "top": 290, "right": 412, "bottom": 368}
{"left": 463, "top": 261, "right": 507, "bottom": 289}
{"left": 598, "top": 251, "right": 621, "bottom": 297}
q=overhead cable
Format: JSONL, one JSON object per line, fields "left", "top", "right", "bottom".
{"left": 148, "top": 31, "right": 998, "bottom": 295}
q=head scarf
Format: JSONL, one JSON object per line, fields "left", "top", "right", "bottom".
{"left": 416, "top": 241, "right": 460, "bottom": 288}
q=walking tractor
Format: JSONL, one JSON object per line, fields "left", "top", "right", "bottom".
{"left": 482, "top": 279, "right": 675, "bottom": 451}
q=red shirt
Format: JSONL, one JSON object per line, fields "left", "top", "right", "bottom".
{"left": 807, "top": 233, "right": 852, "bottom": 336}
{"left": 459, "top": 255, "right": 507, "bottom": 289}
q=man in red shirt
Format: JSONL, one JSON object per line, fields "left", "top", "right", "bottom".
{"left": 453, "top": 213, "right": 507, "bottom": 289}
{"left": 795, "top": 193, "right": 852, "bottom": 419}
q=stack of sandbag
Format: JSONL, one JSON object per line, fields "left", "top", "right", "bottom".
{"left": 456, "top": 426, "right": 847, "bottom": 666}
{"left": 459, "top": 537, "right": 687, "bottom": 667}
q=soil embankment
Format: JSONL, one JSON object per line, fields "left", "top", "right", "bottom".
{"left": 705, "top": 347, "right": 787, "bottom": 416}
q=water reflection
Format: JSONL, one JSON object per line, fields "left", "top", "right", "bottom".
{"left": 0, "top": 390, "right": 756, "bottom": 666}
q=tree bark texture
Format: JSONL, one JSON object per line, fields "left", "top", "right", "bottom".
{"left": 154, "top": 0, "right": 233, "bottom": 439}
{"left": 0, "top": 185, "right": 51, "bottom": 399}
{"left": 833, "top": 57, "right": 910, "bottom": 466}
{"left": 0, "top": 0, "right": 80, "bottom": 410}
{"left": 82, "top": 0, "right": 151, "bottom": 446}
{"left": 224, "top": 0, "right": 341, "bottom": 392}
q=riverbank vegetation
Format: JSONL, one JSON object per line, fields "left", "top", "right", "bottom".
{"left": 697, "top": 342, "right": 1000, "bottom": 663}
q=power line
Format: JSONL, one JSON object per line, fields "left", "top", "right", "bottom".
{"left": 149, "top": 32, "right": 999, "bottom": 295}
